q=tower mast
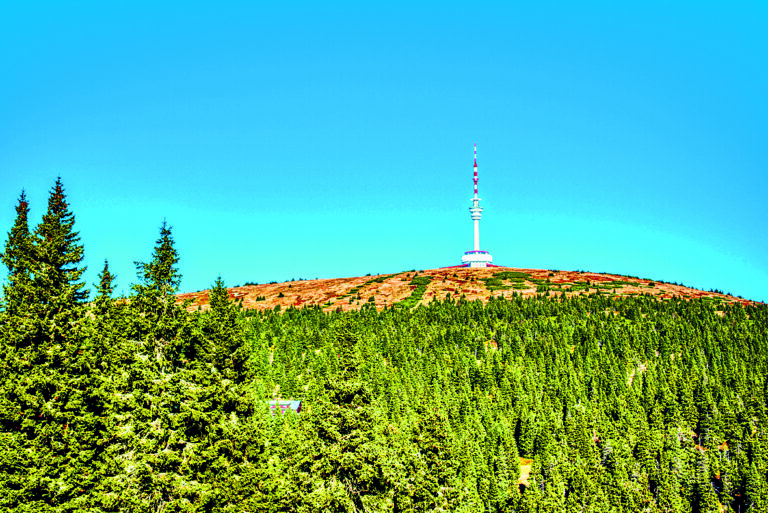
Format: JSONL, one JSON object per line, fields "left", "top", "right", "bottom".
{"left": 461, "top": 143, "right": 493, "bottom": 267}
{"left": 471, "top": 143, "right": 481, "bottom": 251}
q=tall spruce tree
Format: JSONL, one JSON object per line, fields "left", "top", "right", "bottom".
{"left": 1, "top": 178, "right": 88, "bottom": 346}
{"left": 0, "top": 180, "right": 99, "bottom": 510}
{"left": 1, "top": 190, "right": 31, "bottom": 276}
{"left": 96, "top": 258, "right": 115, "bottom": 298}
{"left": 0, "top": 191, "right": 34, "bottom": 508}
{"left": 201, "top": 276, "right": 249, "bottom": 381}
{"left": 1, "top": 191, "right": 32, "bottom": 316}
{"left": 89, "top": 259, "right": 127, "bottom": 372}
{"left": 283, "top": 328, "right": 396, "bottom": 511}
{"left": 129, "top": 220, "right": 185, "bottom": 352}
{"left": 93, "top": 259, "right": 116, "bottom": 317}
{"left": 32, "top": 178, "right": 88, "bottom": 311}
{"left": 133, "top": 219, "right": 180, "bottom": 301}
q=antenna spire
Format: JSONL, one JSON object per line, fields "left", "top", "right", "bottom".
{"left": 473, "top": 143, "right": 478, "bottom": 197}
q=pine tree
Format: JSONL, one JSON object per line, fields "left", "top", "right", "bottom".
{"left": 89, "top": 258, "right": 129, "bottom": 374}
{"left": 208, "top": 275, "right": 231, "bottom": 314}
{"left": 0, "top": 180, "right": 100, "bottom": 510}
{"left": 1, "top": 191, "right": 32, "bottom": 316}
{"left": 1, "top": 191, "right": 31, "bottom": 276}
{"left": 129, "top": 220, "right": 187, "bottom": 363}
{"left": 0, "top": 178, "right": 89, "bottom": 354}
{"left": 133, "top": 219, "right": 180, "bottom": 301}
{"left": 93, "top": 259, "right": 116, "bottom": 316}
{"left": 96, "top": 259, "right": 115, "bottom": 298}
{"left": 745, "top": 461, "right": 768, "bottom": 512}
{"left": 32, "top": 177, "right": 88, "bottom": 310}
{"left": 200, "top": 276, "right": 249, "bottom": 382}
{"left": 21, "top": 178, "right": 89, "bottom": 353}
{"left": 286, "top": 328, "right": 393, "bottom": 511}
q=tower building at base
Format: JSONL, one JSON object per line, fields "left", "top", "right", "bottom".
{"left": 461, "top": 144, "right": 493, "bottom": 267}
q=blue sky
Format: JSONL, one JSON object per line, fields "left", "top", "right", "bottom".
{"left": 1, "top": 1, "right": 766, "bottom": 301}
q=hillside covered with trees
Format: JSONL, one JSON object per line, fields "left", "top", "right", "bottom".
{"left": 2, "top": 180, "right": 768, "bottom": 512}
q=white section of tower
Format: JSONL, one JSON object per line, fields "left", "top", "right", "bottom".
{"left": 461, "top": 144, "right": 493, "bottom": 267}
{"left": 470, "top": 144, "right": 482, "bottom": 250}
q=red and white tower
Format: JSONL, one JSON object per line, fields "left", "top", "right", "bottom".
{"left": 461, "top": 144, "right": 493, "bottom": 267}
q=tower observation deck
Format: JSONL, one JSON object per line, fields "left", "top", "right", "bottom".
{"left": 461, "top": 144, "right": 493, "bottom": 267}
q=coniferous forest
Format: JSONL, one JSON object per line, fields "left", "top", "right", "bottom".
{"left": 2, "top": 180, "right": 768, "bottom": 513}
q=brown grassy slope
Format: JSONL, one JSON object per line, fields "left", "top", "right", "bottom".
{"left": 176, "top": 267, "right": 758, "bottom": 312}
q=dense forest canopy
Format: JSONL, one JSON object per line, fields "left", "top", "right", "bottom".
{"left": 1, "top": 180, "right": 767, "bottom": 512}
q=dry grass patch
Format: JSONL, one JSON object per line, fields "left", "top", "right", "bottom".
{"left": 518, "top": 457, "right": 533, "bottom": 488}
{"left": 177, "top": 266, "right": 761, "bottom": 312}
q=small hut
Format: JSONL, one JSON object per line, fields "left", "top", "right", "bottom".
{"left": 267, "top": 399, "right": 302, "bottom": 415}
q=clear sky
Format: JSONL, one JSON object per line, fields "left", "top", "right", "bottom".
{"left": 1, "top": 1, "right": 766, "bottom": 302}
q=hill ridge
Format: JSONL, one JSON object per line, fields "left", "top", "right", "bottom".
{"left": 177, "top": 266, "right": 757, "bottom": 311}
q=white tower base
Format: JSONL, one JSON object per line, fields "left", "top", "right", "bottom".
{"left": 461, "top": 250, "right": 493, "bottom": 268}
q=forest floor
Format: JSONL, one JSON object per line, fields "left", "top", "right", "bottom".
{"left": 177, "top": 266, "right": 759, "bottom": 312}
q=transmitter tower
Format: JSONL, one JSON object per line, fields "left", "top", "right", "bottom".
{"left": 461, "top": 144, "right": 493, "bottom": 267}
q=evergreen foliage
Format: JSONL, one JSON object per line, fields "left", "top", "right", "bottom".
{"left": 32, "top": 178, "right": 88, "bottom": 307}
{"left": 1, "top": 191, "right": 32, "bottom": 317}
{"left": 1, "top": 182, "right": 768, "bottom": 511}
{"left": 93, "top": 260, "right": 116, "bottom": 316}
{"left": 1, "top": 191, "right": 31, "bottom": 277}
{"left": 131, "top": 220, "right": 181, "bottom": 320}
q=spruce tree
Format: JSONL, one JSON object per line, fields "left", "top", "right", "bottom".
{"left": 132, "top": 219, "right": 180, "bottom": 302}
{"left": 129, "top": 220, "right": 187, "bottom": 361}
{"left": 0, "top": 180, "right": 99, "bottom": 510}
{"left": 1, "top": 178, "right": 88, "bottom": 349}
{"left": 1, "top": 190, "right": 31, "bottom": 276}
{"left": 286, "top": 329, "right": 393, "bottom": 511}
{"left": 96, "top": 258, "right": 115, "bottom": 298}
{"left": 745, "top": 462, "right": 768, "bottom": 512}
{"left": 694, "top": 450, "right": 721, "bottom": 513}
{"left": 93, "top": 259, "right": 116, "bottom": 316}
{"left": 0, "top": 191, "right": 34, "bottom": 508}
{"left": 32, "top": 177, "right": 88, "bottom": 310}
{"left": 1, "top": 191, "right": 32, "bottom": 316}
{"left": 89, "top": 258, "right": 128, "bottom": 373}
{"left": 201, "top": 276, "right": 249, "bottom": 381}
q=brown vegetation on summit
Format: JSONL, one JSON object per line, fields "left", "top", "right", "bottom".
{"left": 177, "top": 266, "right": 757, "bottom": 311}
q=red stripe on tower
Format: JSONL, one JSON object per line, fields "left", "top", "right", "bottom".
{"left": 474, "top": 143, "right": 478, "bottom": 195}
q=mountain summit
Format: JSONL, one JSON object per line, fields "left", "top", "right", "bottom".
{"left": 178, "top": 267, "right": 755, "bottom": 311}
